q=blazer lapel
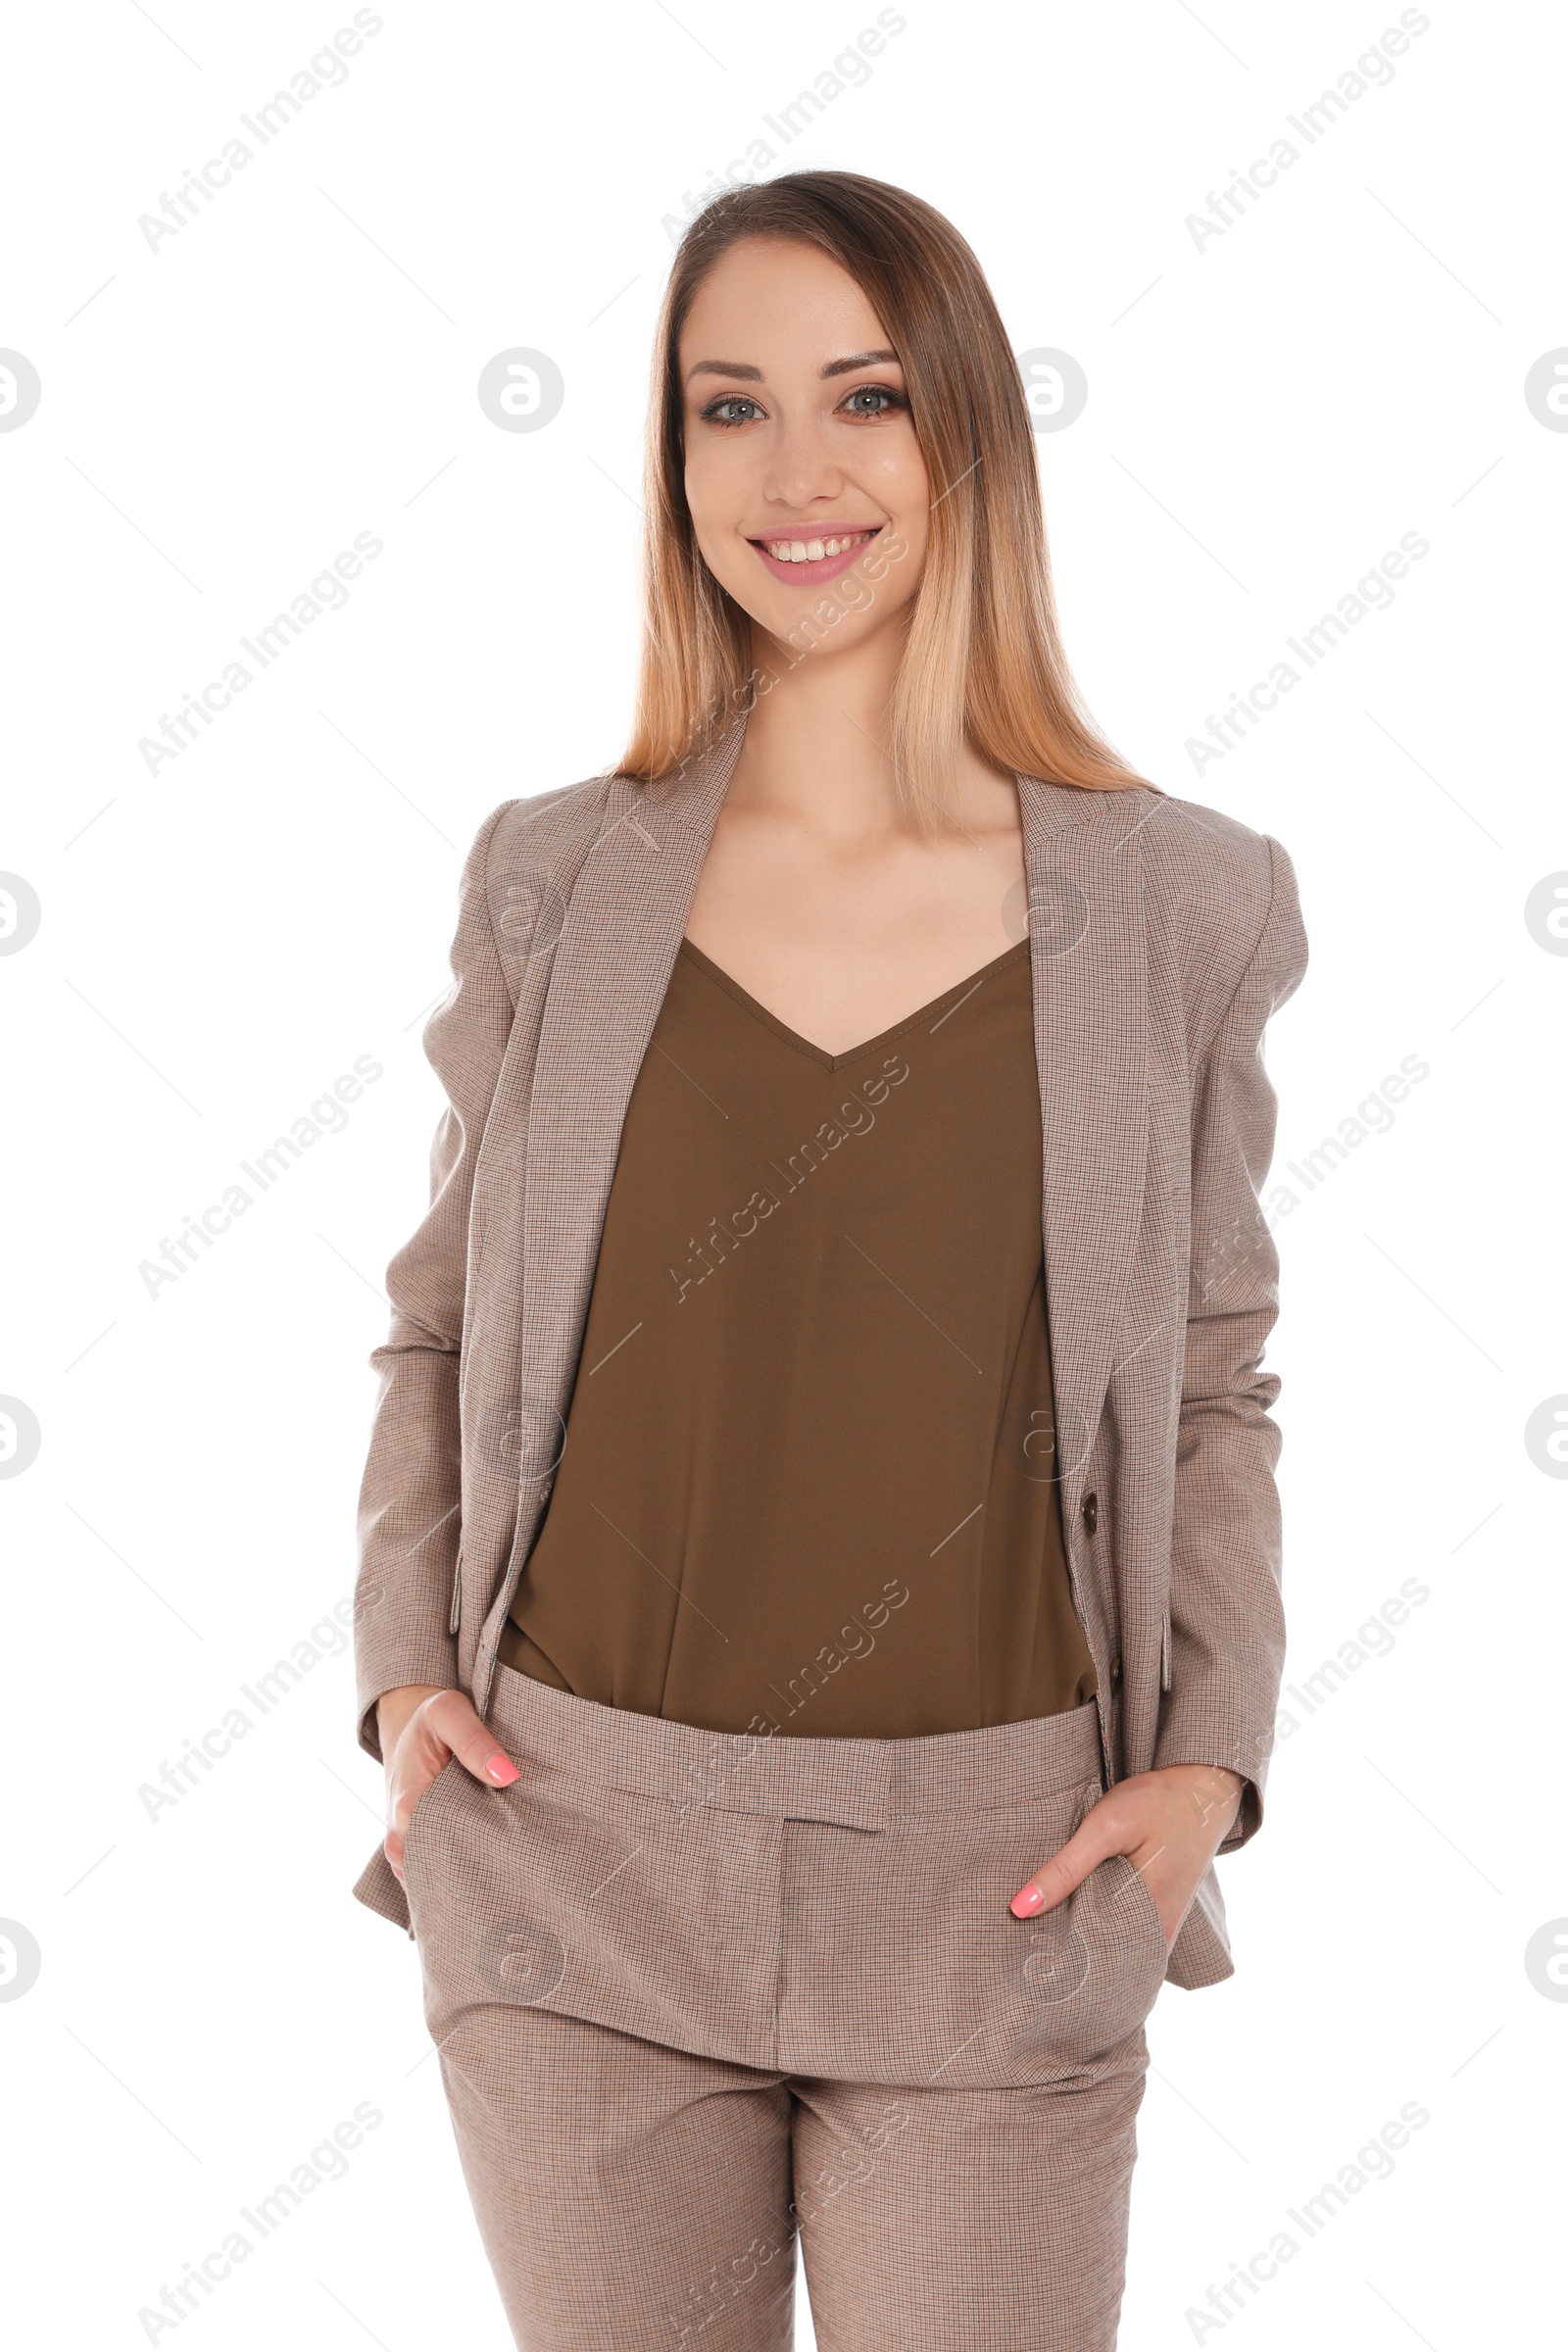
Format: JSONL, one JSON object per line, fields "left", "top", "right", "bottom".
{"left": 512, "top": 713, "right": 749, "bottom": 1492}
{"left": 1015, "top": 777, "right": 1151, "bottom": 1513}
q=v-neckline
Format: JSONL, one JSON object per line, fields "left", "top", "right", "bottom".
{"left": 677, "top": 935, "right": 1031, "bottom": 1071}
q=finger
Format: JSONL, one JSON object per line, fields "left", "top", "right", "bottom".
{"left": 1009, "top": 1809, "right": 1124, "bottom": 1918}
{"left": 381, "top": 1695, "right": 522, "bottom": 1887}
{"left": 419, "top": 1689, "right": 520, "bottom": 1790}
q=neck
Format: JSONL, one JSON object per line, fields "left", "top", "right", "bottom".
{"left": 732, "top": 618, "right": 906, "bottom": 836}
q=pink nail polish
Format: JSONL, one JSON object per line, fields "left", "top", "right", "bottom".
{"left": 486, "top": 1753, "right": 520, "bottom": 1787}
{"left": 1011, "top": 1885, "right": 1044, "bottom": 1917}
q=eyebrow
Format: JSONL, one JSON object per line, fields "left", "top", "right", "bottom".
{"left": 685, "top": 348, "right": 901, "bottom": 385}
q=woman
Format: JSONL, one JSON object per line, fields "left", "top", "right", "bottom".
{"left": 351, "top": 171, "right": 1307, "bottom": 2349}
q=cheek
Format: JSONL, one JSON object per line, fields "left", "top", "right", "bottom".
{"left": 683, "top": 434, "right": 754, "bottom": 543}
{"left": 881, "top": 526, "right": 928, "bottom": 610}
{"left": 875, "top": 421, "right": 930, "bottom": 506}
{"left": 682, "top": 450, "right": 760, "bottom": 601}
{"left": 681, "top": 445, "right": 715, "bottom": 526}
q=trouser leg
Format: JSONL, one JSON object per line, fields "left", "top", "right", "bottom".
{"left": 432, "top": 2002, "right": 799, "bottom": 2351}
{"left": 790, "top": 2029, "right": 1150, "bottom": 2352}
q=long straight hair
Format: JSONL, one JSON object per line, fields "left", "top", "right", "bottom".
{"left": 620, "top": 171, "right": 1152, "bottom": 824}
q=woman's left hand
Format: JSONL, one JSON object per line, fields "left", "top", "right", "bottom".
{"left": 1009, "top": 1763, "right": 1246, "bottom": 1950}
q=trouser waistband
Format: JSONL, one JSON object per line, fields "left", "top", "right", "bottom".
{"left": 485, "top": 1662, "right": 1105, "bottom": 1831}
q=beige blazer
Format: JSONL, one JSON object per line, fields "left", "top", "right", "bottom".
{"left": 350, "top": 712, "right": 1309, "bottom": 1992}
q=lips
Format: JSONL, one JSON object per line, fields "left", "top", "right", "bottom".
{"left": 747, "top": 524, "right": 883, "bottom": 588}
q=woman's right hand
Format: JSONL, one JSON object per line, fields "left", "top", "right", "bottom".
{"left": 376, "top": 1684, "right": 521, "bottom": 1886}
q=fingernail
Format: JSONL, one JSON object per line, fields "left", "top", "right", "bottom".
{"left": 486, "top": 1753, "right": 520, "bottom": 1787}
{"left": 1010, "top": 1886, "right": 1044, "bottom": 1917}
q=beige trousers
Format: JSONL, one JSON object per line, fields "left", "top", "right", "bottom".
{"left": 400, "top": 1662, "right": 1166, "bottom": 2348}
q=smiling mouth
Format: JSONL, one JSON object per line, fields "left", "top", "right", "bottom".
{"left": 748, "top": 525, "right": 881, "bottom": 564}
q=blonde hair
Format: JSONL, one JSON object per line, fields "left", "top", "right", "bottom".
{"left": 621, "top": 170, "right": 1152, "bottom": 825}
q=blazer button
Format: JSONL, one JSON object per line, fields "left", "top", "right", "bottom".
{"left": 1081, "top": 1491, "right": 1099, "bottom": 1536}
{"left": 1108, "top": 1654, "right": 1123, "bottom": 1690}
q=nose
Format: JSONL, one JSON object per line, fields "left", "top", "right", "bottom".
{"left": 761, "top": 408, "right": 848, "bottom": 516}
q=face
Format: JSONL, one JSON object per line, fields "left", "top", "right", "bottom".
{"left": 677, "top": 237, "right": 929, "bottom": 663}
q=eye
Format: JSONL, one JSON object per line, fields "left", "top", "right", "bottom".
{"left": 841, "top": 384, "right": 907, "bottom": 419}
{"left": 701, "top": 393, "right": 765, "bottom": 427}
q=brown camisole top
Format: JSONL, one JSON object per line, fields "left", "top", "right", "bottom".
{"left": 495, "top": 933, "right": 1098, "bottom": 1738}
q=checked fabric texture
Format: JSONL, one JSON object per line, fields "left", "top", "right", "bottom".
{"left": 401, "top": 1663, "right": 1157, "bottom": 2350}
{"left": 351, "top": 711, "right": 1308, "bottom": 1999}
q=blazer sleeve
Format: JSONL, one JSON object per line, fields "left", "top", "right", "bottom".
{"left": 1152, "top": 833, "right": 1309, "bottom": 1853}
{"left": 352, "top": 800, "right": 518, "bottom": 1761}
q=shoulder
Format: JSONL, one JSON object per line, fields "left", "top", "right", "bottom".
{"left": 1136, "top": 789, "right": 1285, "bottom": 943}
{"left": 1132, "top": 789, "right": 1308, "bottom": 1051}
{"left": 455, "top": 770, "right": 617, "bottom": 912}
{"left": 481, "top": 769, "right": 617, "bottom": 876}
{"left": 444, "top": 771, "right": 618, "bottom": 974}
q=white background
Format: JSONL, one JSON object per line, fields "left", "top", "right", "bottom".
{"left": 2, "top": 1, "right": 1563, "bottom": 2344}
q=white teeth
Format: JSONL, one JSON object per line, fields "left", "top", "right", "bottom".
{"left": 762, "top": 530, "right": 871, "bottom": 562}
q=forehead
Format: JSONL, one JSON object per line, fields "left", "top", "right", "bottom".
{"left": 678, "top": 237, "right": 896, "bottom": 375}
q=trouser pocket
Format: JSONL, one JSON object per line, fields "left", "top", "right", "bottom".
{"left": 774, "top": 1782, "right": 1168, "bottom": 2088}
{"left": 1014, "top": 1842, "right": 1169, "bottom": 2071}
{"left": 400, "top": 1745, "right": 787, "bottom": 2070}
